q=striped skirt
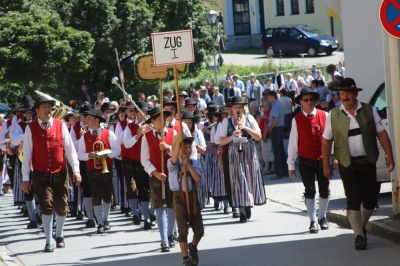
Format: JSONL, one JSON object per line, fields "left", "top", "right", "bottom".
{"left": 196, "top": 155, "right": 208, "bottom": 210}
{"left": 12, "top": 159, "right": 24, "bottom": 204}
{"left": 208, "top": 145, "right": 227, "bottom": 198}
{"left": 228, "top": 141, "right": 267, "bottom": 207}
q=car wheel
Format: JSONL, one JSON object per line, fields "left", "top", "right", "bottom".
{"left": 307, "top": 46, "right": 317, "bottom": 57}
{"left": 265, "top": 46, "right": 275, "bottom": 57}
{"left": 326, "top": 51, "right": 333, "bottom": 55}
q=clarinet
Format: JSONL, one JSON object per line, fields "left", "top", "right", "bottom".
{"left": 237, "top": 111, "right": 243, "bottom": 153}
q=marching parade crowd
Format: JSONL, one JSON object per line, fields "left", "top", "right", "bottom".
{"left": 0, "top": 60, "right": 396, "bottom": 265}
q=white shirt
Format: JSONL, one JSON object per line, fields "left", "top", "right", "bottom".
{"left": 210, "top": 125, "right": 217, "bottom": 144}
{"left": 114, "top": 121, "right": 126, "bottom": 146}
{"left": 123, "top": 120, "right": 145, "bottom": 149}
{"left": 22, "top": 117, "right": 80, "bottom": 181}
{"left": 322, "top": 101, "right": 385, "bottom": 157}
{"left": 304, "top": 75, "right": 314, "bottom": 87}
{"left": 287, "top": 109, "right": 328, "bottom": 170}
{"left": 0, "top": 121, "right": 12, "bottom": 151}
{"left": 8, "top": 115, "right": 19, "bottom": 143}
{"left": 11, "top": 121, "right": 30, "bottom": 147}
{"left": 168, "top": 158, "right": 202, "bottom": 192}
{"left": 219, "top": 115, "right": 260, "bottom": 138}
{"left": 246, "top": 79, "right": 260, "bottom": 88}
{"left": 77, "top": 127, "right": 120, "bottom": 161}
{"left": 328, "top": 71, "right": 340, "bottom": 82}
{"left": 337, "top": 67, "right": 345, "bottom": 77}
{"left": 197, "top": 98, "right": 207, "bottom": 109}
{"left": 284, "top": 79, "right": 298, "bottom": 93}
{"left": 236, "top": 80, "right": 245, "bottom": 92}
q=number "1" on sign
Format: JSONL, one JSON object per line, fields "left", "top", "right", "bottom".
{"left": 164, "top": 36, "right": 182, "bottom": 59}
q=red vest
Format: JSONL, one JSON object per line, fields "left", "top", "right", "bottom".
{"left": 30, "top": 119, "right": 65, "bottom": 173}
{"left": 84, "top": 129, "right": 113, "bottom": 169}
{"left": 294, "top": 110, "right": 326, "bottom": 160}
{"left": 173, "top": 122, "right": 181, "bottom": 133}
{"left": 73, "top": 123, "right": 82, "bottom": 140}
{"left": 145, "top": 128, "right": 174, "bottom": 176}
{"left": 118, "top": 120, "right": 131, "bottom": 159}
{"left": 126, "top": 122, "right": 142, "bottom": 161}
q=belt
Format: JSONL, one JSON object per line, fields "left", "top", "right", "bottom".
{"left": 351, "top": 156, "right": 369, "bottom": 165}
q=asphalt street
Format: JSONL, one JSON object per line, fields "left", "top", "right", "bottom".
{"left": 1, "top": 178, "right": 400, "bottom": 266}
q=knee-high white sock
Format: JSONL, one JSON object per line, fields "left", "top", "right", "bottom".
{"left": 318, "top": 197, "right": 329, "bottom": 219}
{"left": 102, "top": 202, "right": 111, "bottom": 222}
{"left": 305, "top": 199, "right": 317, "bottom": 222}
{"left": 167, "top": 208, "right": 176, "bottom": 237}
{"left": 94, "top": 205, "right": 103, "bottom": 226}
{"left": 347, "top": 210, "right": 364, "bottom": 237}
{"left": 56, "top": 215, "right": 66, "bottom": 238}
{"left": 26, "top": 200, "right": 37, "bottom": 222}
{"left": 361, "top": 206, "right": 374, "bottom": 228}
{"left": 128, "top": 199, "right": 139, "bottom": 216}
{"left": 42, "top": 214, "right": 53, "bottom": 244}
{"left": 140, "top": 201, "right": 150, "bottom": 222}
{"left": 156, "top": 208, "right": 168, "bottom": 242}
{"left": 83, "top": 197, "right": 94, "bottom": 220}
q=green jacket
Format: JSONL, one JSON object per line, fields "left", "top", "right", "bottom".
{"left": 331, "top": 102, "right": 379, "bottom": 167}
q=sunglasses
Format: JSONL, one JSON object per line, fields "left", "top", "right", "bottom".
{"left": 301, "top": 98, "right": 316, "bottom": 103}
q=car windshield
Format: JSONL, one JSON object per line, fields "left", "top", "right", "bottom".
{"left": 301, "top": 27, "right": 324, "bottom": 37}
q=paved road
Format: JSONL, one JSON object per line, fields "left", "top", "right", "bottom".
{"left": 1, "top": 182, "right": 400, "bottom": 266}
{"left": 220, "top": 50, "right": 345, "bottom": 68}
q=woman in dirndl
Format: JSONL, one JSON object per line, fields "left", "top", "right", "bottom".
{"left": 219, "top": 96, "right": 266, "bottom": 223}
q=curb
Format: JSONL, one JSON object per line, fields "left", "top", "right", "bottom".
{"left": 0, "top": 246, "right": 22, "bottom": 266}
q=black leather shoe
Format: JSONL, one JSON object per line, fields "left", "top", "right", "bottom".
{"left": 133, "top": 215, "right": 141, "bottom": 225}
{"left": 97, "top": 225, "right": 105, "bottom": 234}
{"left": 144, "top": 221, "right": 152, "bottom": 230}
{"left": 363, "top": 228, "right": 368, "bottom": 246}
{"left": 125, "top": 212, "right": 132, "bottom": 217}
{"left": 150, "top": 214, "right": 156, "bottom": 226}
{"left": 86, "top": 219, "right": 96, "bottom": 228}
{"left": 104, "top": 221, "right": 111, "bottom": 231}
{"left": 232, "top": 208, "right": 240, "bottom": 218}
{"left": 160, "top": 242, "right": 170, "bottom": 252}
{"left": 355, "top": 235, "right": 367, "bottom": 250}
{"left": 189, "top": 243, "right": 199, "bottom": 266}
{"left": 27, "top": 221, "right": 38, "bottom": 229}
{"left": 44, "top": 243, "right": 54, "bottom": 252}
{"left": 55, "top": 237, "right": 65, "bottom": 248}
{"left": 318, "top": 217, "right": 329, "bottom": 230}
{"left": 239, "top": 214, "right": 247, "bottom": 223}
{"left": 168, "top": 235, "right": 176, "bottom": 248}
{"left": 182, "top": 258, "right": 191, "bottom": 266}
{"left": 245, "top": 207, "right": 252, "bottom": 219}
{"left": 76, "top": 211, "right": 83, "bottom": 220}
{"left": 309, "top": 221, "right": 318, "bottom": 233}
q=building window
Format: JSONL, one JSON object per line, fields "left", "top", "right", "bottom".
{"left": 291, "top": 0, "right": 300, "bottom": 15}
{"left": 276, "top": 0, "right": 285, "bottom": 16}
{"left": 233, "top": 0, "right": 250, "bottom": 35}
{"left": 305, "top": 0, "right": 315, "bottom": 14}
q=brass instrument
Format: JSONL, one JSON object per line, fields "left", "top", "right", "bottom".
{"left": 81, "top": 124, "right": 89, "bottom": 132}
{"left": 92, "top": 140, "right": 109, "bottom": 174}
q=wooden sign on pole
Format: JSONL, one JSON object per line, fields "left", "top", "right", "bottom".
{"left": 152, "top": 30, "right": 195, "bottom": 218}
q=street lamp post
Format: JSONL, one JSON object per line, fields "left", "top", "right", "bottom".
{"left": 205, "top": 10, "right": 219, "bottom": 87}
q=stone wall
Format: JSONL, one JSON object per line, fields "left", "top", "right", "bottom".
{"left": 223, "top": 35, "right": 262, "bottom": 51}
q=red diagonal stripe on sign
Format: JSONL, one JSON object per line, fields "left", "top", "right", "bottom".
{"left": 390, "top": 0, "right": 400, "bottom": 11}
{"left": 389, "top": 14, "right": 400, "bottom": 28}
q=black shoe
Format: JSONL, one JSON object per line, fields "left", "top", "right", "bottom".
{"left": 309, "top": 221, "right": 318, "bottom": 233}
{"left": 85, "top": 219, "right": 96, "bottom": 228}
{"left": 189, "top": 243, "right": 199, "bottom": 266}
{"left": 160, "top": 242, "right": 170, "bottom": 252}
{"left": 182, "top": 258, "right": 191, "bottom": 266}
{"left": 55, "top": 237, "right": 65, "bottom": 248}
{"left": 104, "top": 221, "right": 111, "bottom": 231}
{"left": 223, "top": 208, "right": 230, "bottom": 214}
{"left": 245, "top": 207, "right": 252, "bottom": 219}
{"left": 239, "top": 214, "right": 247, "bottom": 223}
{"left": 76, "top": 211, "right": 83, "bottom": 220}
{"left": 150, "top": 214, "right": 156, "bottom": 226}
{"left": 232, "top": 208, "right": 240, "bottom": 218}
{"left": 363, "top": 228, "right": 368, "bottom": 246}
{"left": 20, "top": 205, "right": 27, "bottom": 213}
{"left": 70, "top": 211, "right": 77, "bottom": 217}
{"left": 168, "top": 235, "right": 176, "bottom": 248}
{"left": 111, "top": 205, "right": 117, "bottom": 210}
{"left": 144, "top": 221, "right": 152, "bottom": 230}
{"left": 97, "top": 225, "right": 105, "bottom": 234}
{"left": 355, "top": 235, "right": 367, "bottom": 250}
{"left": 44, "top": 243, "right": 54, "bottom": 252}
{"left": 133, "top": 215, "right": 141, "bottom": 225}
{"left": 125, "top": 212, "right": 132, "bottom": 217}
{"left": 27, "top": 221, "right": 38, "bottom": 229}
{"left": 318, "top": 217, "right": 329, "bottom": 230}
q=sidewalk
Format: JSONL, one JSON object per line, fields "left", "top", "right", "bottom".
{"left": 263, "top": 166, "right": 400, "bottom": 245}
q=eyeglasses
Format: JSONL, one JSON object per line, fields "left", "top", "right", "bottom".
{"left": 301, "top": 98, "right": 316, "bottom": 103}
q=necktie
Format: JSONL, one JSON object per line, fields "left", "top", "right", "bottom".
{"left": 93, "top": 130, "right": 99, "bottom": 137}
{"left": 41, "top": 122, "right": 50, "bottom": 130}
{"left": 307, "top": 114, "right": 314, "bottom": 118}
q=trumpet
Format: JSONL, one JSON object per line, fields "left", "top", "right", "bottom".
{"left": 81, "top": 124, "right": 89, "bottom": 133}
{"left": 237, "top": 112, "right": 243, "bottom": 153}
{"left": 93, "top": 140, "right": 109, "bottom": 174}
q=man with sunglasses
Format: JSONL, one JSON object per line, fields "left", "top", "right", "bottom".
{"left": 287, "top": 86, "right": 330, "bottom": 234}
